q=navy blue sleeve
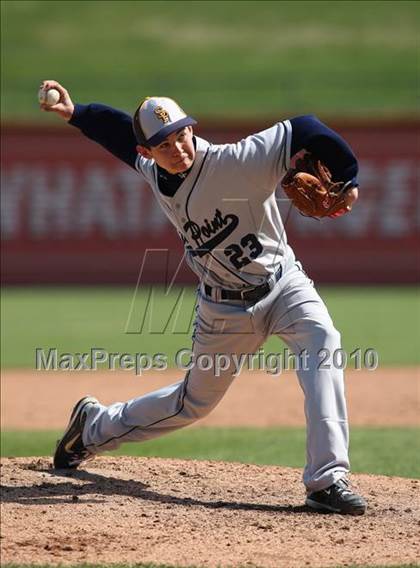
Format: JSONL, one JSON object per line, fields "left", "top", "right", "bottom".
{"left": 289, "top": 115, "right": 358, "bottom": 186}
{"left": 69, "top": 103, "right": 138, "bottom": 169}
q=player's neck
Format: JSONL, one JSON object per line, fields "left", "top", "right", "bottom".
{"left": 156, "top": 164, "right": 193, "bottom": 197}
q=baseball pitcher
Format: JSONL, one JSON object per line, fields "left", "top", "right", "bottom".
{"left": 40, "top": 79, "right": 366, "bottom": 515}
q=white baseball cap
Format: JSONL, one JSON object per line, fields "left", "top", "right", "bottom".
{"left": 133, "top": 96, "right": 197, "bottom": 147}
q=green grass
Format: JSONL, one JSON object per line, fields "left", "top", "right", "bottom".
{"left": 1, "top": 286, "right": 419, "bottom": 368}
{"left": 1, "top": 0, "right": 418, "bottom": 121}
{"left": 2, "top": 427, "right": 419, "bottom": 478}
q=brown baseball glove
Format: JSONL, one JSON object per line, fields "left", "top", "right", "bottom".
{"left": 281, "top": 153, "right": 353, "bottom": 218}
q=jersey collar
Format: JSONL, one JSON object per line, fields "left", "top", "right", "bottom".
{"left": 155, "top": 136, "right": 210, "bottom": 198}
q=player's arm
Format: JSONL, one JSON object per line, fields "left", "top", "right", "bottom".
{"left": 289, "top": 115, "right": 358, "bottom": 184}
{"left": 69, "top": 104, "right": 138, "bottom": 169}
{"left": 289, "top": 115, "right": 359, "bottom": 213}
{"left": 38, "top": 79, "right": 138, "bottom": 170}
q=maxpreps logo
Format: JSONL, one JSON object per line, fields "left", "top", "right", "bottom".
{"left": 183, "top": 209, "right": 239, "bottom": 257}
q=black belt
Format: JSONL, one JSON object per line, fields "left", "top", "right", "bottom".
{"left": 204, "top": 267, "right": 282, "bottom": 303}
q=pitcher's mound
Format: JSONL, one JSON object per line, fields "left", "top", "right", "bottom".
{"left": 1, "top": 456, "right": 419, "bottom": 567}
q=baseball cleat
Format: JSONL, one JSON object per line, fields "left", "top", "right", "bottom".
{"left": 53, "top": 396, "right": 98, "bottom": 469}
{"left": 306, "top": 478, "right": 367, "bottom": 515}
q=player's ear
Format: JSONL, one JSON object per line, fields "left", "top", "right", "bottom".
{"left": 136, "top": 144, "right": 153, "bottom": 159}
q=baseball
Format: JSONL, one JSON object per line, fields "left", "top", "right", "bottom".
{"left": 38, "top": 87, "right": 61, "bottom": 106}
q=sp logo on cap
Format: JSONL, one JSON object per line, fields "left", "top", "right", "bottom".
{"left": 133, "top": 96, "right": 197, "bottom": 146}
{"left": 154, "top": 106, "right": 170, "bottom": 124}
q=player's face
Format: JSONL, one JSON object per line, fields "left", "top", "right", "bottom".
{"left": 138, "top": 127, "right": 195, "bottom": 174}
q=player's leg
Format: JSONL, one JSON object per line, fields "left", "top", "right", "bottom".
{"left": 54, "top": 294, "right": 264, "bottom": 467}
{"left": 270, "top": 266, "right": 366, "bottom": 515}
{"left": 279, "top": 306, "right": 350, "bottom": 491}
{"left": 267, "top": 263, "right": 365, "bottom": 512}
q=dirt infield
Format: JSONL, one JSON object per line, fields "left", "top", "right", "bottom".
{"left": 1, "top": 367, "right": 419, "bottom": 567}
{"left": 1, "top": 457, "right": 420, "bottom": 568}
{"left": 1, "top": 367, "right": 419, "bottom": 429}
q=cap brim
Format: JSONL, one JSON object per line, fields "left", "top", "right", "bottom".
{"left": 147, "top": 116, "right": 197, "bottom": 147}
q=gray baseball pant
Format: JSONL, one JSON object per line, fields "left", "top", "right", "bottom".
{"left": 83, "top": 261, "right": 349, "bottom": 491}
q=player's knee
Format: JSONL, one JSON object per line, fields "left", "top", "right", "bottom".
{"left": 185, "top": 400, "right": 216, "bottom": 422}
{"left": 314, "top": 321, "right": 341, "bottom": 350}
{"left": 184, "top": 389, "right": 225, "bottom": 421}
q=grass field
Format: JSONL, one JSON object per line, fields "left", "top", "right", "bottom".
{"left": 1, "top": 0, "right": 418, "bottom": 121}
{"left": 1, "top": 286, "right": 419, "bottom": 369}
{"left": 2, "top": 426, "right": 419, "bottom": 479}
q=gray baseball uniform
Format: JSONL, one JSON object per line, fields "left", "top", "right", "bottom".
{"left": 78, "top": 119, "right": 349, "bottom": 491}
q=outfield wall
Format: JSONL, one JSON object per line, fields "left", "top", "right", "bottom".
{"left": 2, "top": 120, "right": 419, "bottom": 284}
